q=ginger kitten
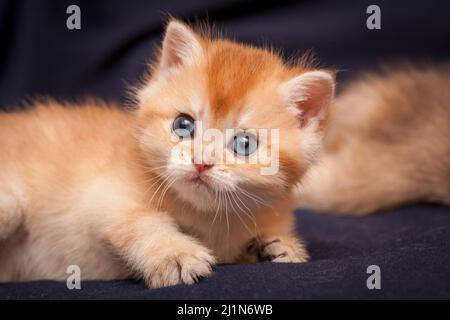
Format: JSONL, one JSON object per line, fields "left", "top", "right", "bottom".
{"left": 0, "top": 21, "right": 335, "bottom": 287}
{"left": 297, "top": 66, "right": 450, "bottom": 215}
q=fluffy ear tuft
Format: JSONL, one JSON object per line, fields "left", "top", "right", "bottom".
{"left": 160, "top": 20, "right": 203, "bottom": 70}
{"left": 280, "top": 70, "right": 335, "bottom": 126}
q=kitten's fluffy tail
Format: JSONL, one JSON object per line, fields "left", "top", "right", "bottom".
{"left": 294, "top": 153, "right": 449, "bottom": 216}
{"left": 295, "top": 65, "right": 450, "bottom": 215}
{"left": 294, "top": 155, "right": 428, "bottom": 216}
{"left": 293, "top": 155, "right": 395, "bottom": 216}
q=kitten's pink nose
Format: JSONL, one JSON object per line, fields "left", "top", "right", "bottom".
{"left": 194, "top": 163, "right": 214, "bottom": 174}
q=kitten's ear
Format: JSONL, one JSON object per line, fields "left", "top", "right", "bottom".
{"left": 159, "top": 20, "right": 203, "bottom": 70}
{"left": 280, "top": 70, "right": 335, "bottom": 126}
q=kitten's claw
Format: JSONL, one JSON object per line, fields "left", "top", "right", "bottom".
{"left": 261, "top": 238, "right": 281, "bottom": 250}
{"left": 144, "top": 241, "right": 216, "bottom": 288}
{"left": 246, "top": 237, "right": 257, "bottom": 253}
{"left": 247, "top": 236, "right": 309, "bottom": 263}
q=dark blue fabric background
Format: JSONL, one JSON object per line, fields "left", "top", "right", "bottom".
{"left": 0, "top": 0, "right": 449, "bottom": 299}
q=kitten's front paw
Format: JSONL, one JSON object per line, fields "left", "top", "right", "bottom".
{"left": 247, "top": 236, "right": 309, "bottom": 263}
{"left": 144, "top": 240, "right": 216, "bottom": 288}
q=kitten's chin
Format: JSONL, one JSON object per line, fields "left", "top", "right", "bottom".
{"left": 170, "top": 178, "right": 217, "bottom": 211}
{"left": 189, "top": 176, "right": 211, "bottom": 189}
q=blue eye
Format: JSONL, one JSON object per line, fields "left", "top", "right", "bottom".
{"left": 232, "top": 132, "right": 258, "bottom": 156}
{"left": 172, "top": 114, "right": 195, "bottom": 139}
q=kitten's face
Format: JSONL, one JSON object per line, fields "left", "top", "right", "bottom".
{"left": 137, "top": 21, "right": 334, "bottom": 212}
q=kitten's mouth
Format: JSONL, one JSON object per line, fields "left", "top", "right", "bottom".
{"left": 189, "top": 176, "right": 211, "bottom": 189}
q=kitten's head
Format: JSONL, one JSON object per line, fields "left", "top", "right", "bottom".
{"left": 136, "top": 20, "right": 334, "bottom": 212}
